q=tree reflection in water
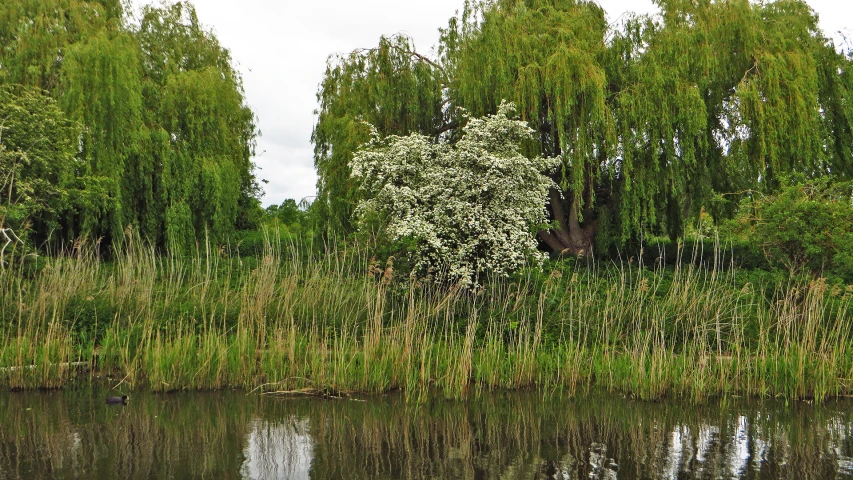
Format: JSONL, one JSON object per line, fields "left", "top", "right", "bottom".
{"left": 0, "top": 388, "right": 851, "bottom": 479}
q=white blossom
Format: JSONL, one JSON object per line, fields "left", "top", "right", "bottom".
{"left": 352, "top": 101, "right": 559, "bottom": 286}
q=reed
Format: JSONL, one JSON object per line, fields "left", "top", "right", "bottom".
{"left": 1, "top": 236, "right": 851, "bottom": 402}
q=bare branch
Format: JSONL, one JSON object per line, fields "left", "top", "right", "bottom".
{"left": 0, "top": 228, "right": 23, "bottom": 270}
{"left": 433, "top": 121, "right": 460, "bottom": 138}
{"left": 351, "top": 40, "right": 449, "bottom": 85}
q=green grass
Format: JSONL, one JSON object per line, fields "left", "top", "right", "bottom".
{"left": 1, "top": 236, "right": 852, "bottom": 402}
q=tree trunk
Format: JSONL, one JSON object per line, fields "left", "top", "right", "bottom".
{"left": 538, "top": 113, "right": 598, "bottom": 257}
{"left": 538, "top": 188, "right": 598, "bottom": 257}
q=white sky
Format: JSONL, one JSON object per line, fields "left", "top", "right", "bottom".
{"left": 130, "top": 0, "right": 852, "bottom": 207}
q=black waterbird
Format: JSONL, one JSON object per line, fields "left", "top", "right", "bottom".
{"left": 106, "top": 395, "right": 128, "bottom": 405}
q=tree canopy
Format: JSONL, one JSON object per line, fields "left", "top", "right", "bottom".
{"left": 312, "top": 35, "right": 447, "bottom": 236}
{"left": 0, "top": 85, "right": 95, "bottom": 244}
{"left": 313, "top": 0, "right": 853, "bottom": 256}
{"left": 0, "top": 0, "right": 259, "bottom": 251}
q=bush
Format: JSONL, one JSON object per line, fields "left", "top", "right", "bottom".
{"left": 727, "top": 177, "right": 853, "bottom": 282}
{"left": 351, "top": 102, "right": 559, "bottom": 287}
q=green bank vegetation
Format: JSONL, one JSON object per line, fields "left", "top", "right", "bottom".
{"left": 1, "top": 236, "right": 851, "bottom": 402}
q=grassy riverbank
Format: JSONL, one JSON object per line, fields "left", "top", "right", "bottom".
{"left": 1, "top": 238, "right": 851, "bottom": 402}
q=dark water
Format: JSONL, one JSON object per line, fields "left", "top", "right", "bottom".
{"left": 1, "top": 388, "right": 852, "bottom": 479}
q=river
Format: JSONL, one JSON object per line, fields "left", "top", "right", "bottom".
{"left": 1, "top": 388, "right": 852, "bottom": 479}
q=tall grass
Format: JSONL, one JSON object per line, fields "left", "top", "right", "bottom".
{"left": 1, "top": 235, "right": 851, "bottom": 402}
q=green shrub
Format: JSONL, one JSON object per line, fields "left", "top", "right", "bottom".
{"left": 728, "top": 177, "right": 853, "bottom": 282}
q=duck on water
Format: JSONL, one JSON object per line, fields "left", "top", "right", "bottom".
{"left": 106, "top": 395, "right": 128, "bottom": 405}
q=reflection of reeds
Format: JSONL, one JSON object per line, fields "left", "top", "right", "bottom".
{"left": 0, "top": 389, "right": 851, "bottom": 479}
{"left": 0, "top": 389, "right": 254, "bottom": 478}
{"left": 0, "top": 237, "right": 852, "bottom": 402}
{"left": 263, "top": 392, "right": 853, "bottom": 479}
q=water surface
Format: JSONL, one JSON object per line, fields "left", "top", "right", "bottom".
{"left": 1, "top": 388, "right": 852, "bottom": 479}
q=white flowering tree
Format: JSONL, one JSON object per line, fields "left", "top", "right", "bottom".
{"left": 352, "top": 102, "right": 560, "bottom": 286}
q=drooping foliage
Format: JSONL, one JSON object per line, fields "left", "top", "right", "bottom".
{"left": 0, "top": 0, "right": 259, "bottom": 251}
{"left": 312, "top": 35, "right": 448, "bottom": 236}
{"left": 61, "top": 29, "right": 144, "bottom": 240}
{"left": 314, "top": 0, "right": 853, "bottom": 256}
{"left": 352, "top": 102, "right": 559, "bottom": 285}
{"left": 609, "top": 0, "right": 853, "bottom": 243}
{"left": 136, "top": 2, "right": 259, "bottom": 252}
{"left": 0, "top": 0, "right": 118, "bottom": 90}
{"left": 444, "top": 0, "right": 612, "bottom": 256}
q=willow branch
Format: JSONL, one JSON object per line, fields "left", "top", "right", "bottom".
{"left": 352, "top": 43, "right": 449, "bottom": 84}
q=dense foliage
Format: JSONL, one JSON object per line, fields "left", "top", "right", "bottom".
{"left": 0, "top": 86, "right": 81, "bottom": 241}
{"left": 352, "top": 103, "right": 559, "bottom": 285}
{"left": 314, "top": 0, "right": 853, "bottom": 258}
{"left": 0, "top": 0, "right": 259, "bottom": 251}
{"left": 727, "top": 177, "right": 853, "bottom": 281}
{"left": 312, "top": 35, "right": 447, "bottom": 236}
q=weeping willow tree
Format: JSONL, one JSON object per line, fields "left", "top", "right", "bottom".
{"left": 607, "top": 0, "right": 853, "bottom": 249}
{"left": 446, "top": 0, "right": 612, "bottom": 255}
{"left": 314, "top": 0, "right": 853, "bottom": 255}
{"left": 61, "top": 28, "right": 143, "bottom": 242}
{"left": 312, "top": 35, "right": 448, "bottom": 235}
{"left": 135, "top": 2, "right": 258, "bottom": 252}
{"left": 0, "top": 0, "right": 258, "bottom": 251}
{"left": 0, "top": 0, "right": 122, "bottom": 90}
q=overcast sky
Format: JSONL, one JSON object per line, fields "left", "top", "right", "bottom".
{"left": 131, "top": 0, "right": 852, "bottom": 207}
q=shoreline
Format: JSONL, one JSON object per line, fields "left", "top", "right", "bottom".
{"left": 3, "top": 346, "right": 851, "bottom": 403}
